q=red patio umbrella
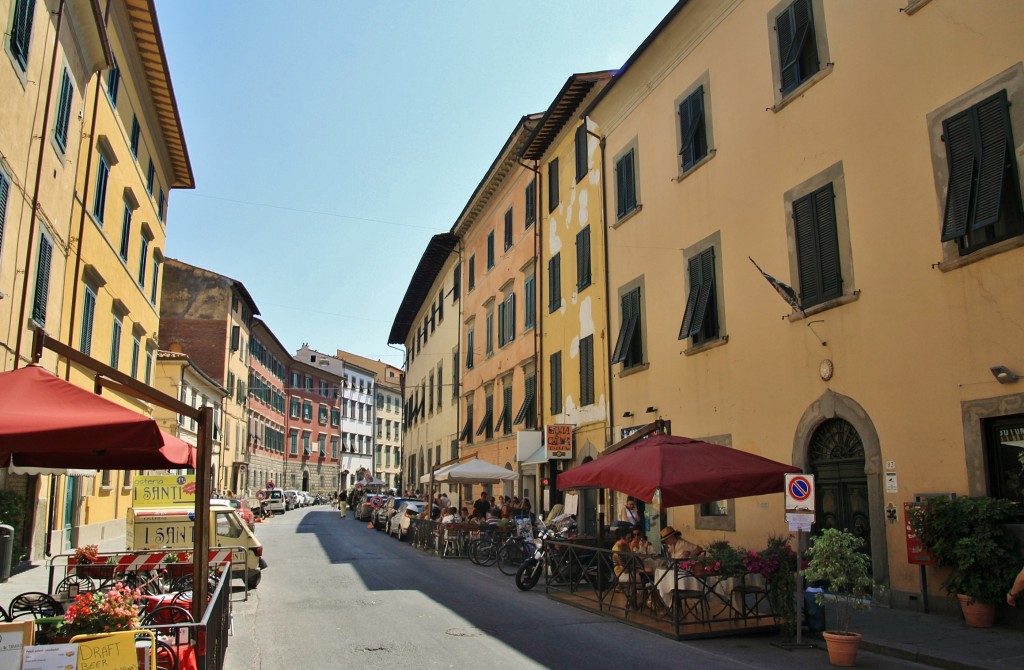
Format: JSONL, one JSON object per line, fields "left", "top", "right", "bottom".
{"left": 556, "top": 434, "right": 801, "bottom": 507}
{"left": 0, "top": 365, "right": 192, "bottom": 469}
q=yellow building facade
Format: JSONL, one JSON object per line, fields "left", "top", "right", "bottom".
{"left": 455, "top": 116, "right": 541, "bottom": 504}
{"left": 523, "top": 72, "right": 614, "bottom": 532}
{"left": 58, "top": 0, "right": 192, "bottom": 546}
{"left": 0, "top": 0, "right": 190, "bottom": 558}
{"left": 589, "top": 0, "right": 1024, "bottom": 609}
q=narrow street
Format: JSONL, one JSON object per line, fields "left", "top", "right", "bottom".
{"left": 225, "top": 508, "right": 932, "bottom": 670}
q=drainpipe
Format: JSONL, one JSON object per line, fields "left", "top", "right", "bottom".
{"left": 586, "top": 126, "right": 615, "bottom": 449}
{"left": 587, "top": 124, "right": 612, "bottom": 544}
{"left": 516, "top": 160, "right": 542, "bottom": 502}
{"left": 14, "top": 0, "right": 67, "bottom": 369}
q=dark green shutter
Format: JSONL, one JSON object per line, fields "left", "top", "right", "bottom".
{"left": 576, "top": 226, "right": 591, "bottom": 290}
{"left": 794, "top": 183, "right": 841, "bottom": 308}
{"left": 32, "top": 234, "right": 51, "bottom": 325}
{"left": 11, "top": 0, "right": 36, "bottom": 68}
{"left": 941, "top": 110, "right": 976, "bottom": 241}
{"left": 575, "top": 124, "right": 588, "bottom": 181}
{"left": 679, "top": 86, "right": 706, "bottom": 170}
{"left": 777, "top": 0, "right": 817, "bottom": 94}
{"left": 973, "top": 91, "right": 1014, "bottom": 231}
{"left": 0, "top": 173, "right": 9, "bottom": 252}
{"left": 679, "top": 256, "right": 701, "bottom": 339}
{"left": 550, "top": 352, "right": 562, "bottom": 414}
{"left": 814, "top": 185, "right": 842, "bottom": 301}
{"left": 693, "top": 250, "right": 715, "bottom": 335}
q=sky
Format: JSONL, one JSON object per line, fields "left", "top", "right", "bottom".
{"left": 153, "top": 0, "right": 678, "bottom": 367}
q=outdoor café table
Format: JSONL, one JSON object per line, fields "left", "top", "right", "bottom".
{"left": 653, "top": 565, "right": 745, "bottom": 621}
{"left": 138, "top": 593, "right": 192, "bottom": 614}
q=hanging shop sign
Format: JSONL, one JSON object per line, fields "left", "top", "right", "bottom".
{"left": 544, "top": 424, "right": 574, "bottom": 459}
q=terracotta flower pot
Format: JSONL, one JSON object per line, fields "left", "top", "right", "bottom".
{"left": 957, "top": 594, "right": 995, "bottom": 628}
{"left": 822, "top": 631, "right": 862, "bottom": 667}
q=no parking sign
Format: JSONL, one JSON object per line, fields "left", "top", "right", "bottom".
{"left": 784, "top": 474, "right": 815, "bottom": 512}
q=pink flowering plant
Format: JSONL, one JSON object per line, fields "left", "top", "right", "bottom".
{"left": 56, "top": 583, "right": 141, "bottom": 636}
{"left": 743, "top": 535, "right": 797, "bottom": 578}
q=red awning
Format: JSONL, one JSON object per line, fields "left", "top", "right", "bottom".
{"left": 0, "top": 366, "right": 193, "bottom": 469}
{"left": 556, "top": 433, "right": 801, "bottom": 507}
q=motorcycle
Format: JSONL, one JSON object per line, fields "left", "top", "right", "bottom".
{"left": 515, "top": 528, "right": 614, "bottom": 592}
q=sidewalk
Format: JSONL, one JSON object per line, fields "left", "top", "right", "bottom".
{"left": 1, "top": 542, "right": 1021, "bottom": 668}
{"left": 0, "top": 536, "right": 126, "bottom": 609}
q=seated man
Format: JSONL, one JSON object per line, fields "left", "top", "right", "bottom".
{"left": 441, "top": 506, "right": 462, "bottom": 524}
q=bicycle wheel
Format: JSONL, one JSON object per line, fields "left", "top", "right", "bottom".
{"left": 497, "top": 541, "right": 528, "bottom": 575}
{"left": 470, "top": 538, "right": 498, "bottom": 567}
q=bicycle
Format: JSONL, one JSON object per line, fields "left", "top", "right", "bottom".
{"left": 467, "top": 525, "right": 503, "bottom": 566}
{"left": 496, "top": 535, "right": 531, "bottom": 576}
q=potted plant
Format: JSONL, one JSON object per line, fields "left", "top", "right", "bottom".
{"left": 802, "top": 528, "right": 875, "bottom": 666}
{"left": 72, "top": 544, "right": 115, "bottom": 580}
{"left": 55, "top": 583, "right": 141, "bottom": 639}
{"left": 908, "top": 495, "right": 1019, "bottom": 627}
{"left": 745, "top": 535, "right": 798, "bottom": 637}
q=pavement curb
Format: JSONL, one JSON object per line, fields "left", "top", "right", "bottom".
{"left": 861, "top": 640, "right": 985, "bottom": 670}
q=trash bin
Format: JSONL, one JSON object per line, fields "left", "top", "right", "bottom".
{"left": 0, "top": 524, "right": 14, "bottom": 582}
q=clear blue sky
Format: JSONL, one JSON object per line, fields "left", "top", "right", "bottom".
{"left": 154, "top": 0, "right": 677, "bottom": 366}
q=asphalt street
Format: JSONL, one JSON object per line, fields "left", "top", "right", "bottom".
{"left": 225, "top": 507, "right": 934, "bottom": 670}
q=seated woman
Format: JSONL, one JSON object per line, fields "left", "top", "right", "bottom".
{"left": 441, "top": 507, "right": 462, "bottom": 524}
{"left": 629, "top": 529, "right": 652, "bottom": 555}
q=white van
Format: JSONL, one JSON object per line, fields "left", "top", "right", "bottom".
{"left": 261, "top": 489, "right": 286, "bottom": 514}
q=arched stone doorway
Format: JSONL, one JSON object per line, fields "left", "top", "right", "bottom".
{"left": 301, "top": 470, "right": 309, "bottom": 492}
{"left": 793, "top": 390, "right": 887, "bottom": 586}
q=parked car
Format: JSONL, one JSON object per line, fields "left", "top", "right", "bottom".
{"left": 261, "top": 489, "right": 286, "bottom": 515}
{"left": 301, "top": 491, "right": 313, "bottom": 506}
{"left": 354, "top": 494, "right": 387, "bottom": 521}
{"left": 283, "top": 490, "right": 299, "bottom": 511}
{"left": 376, "top": 497, "right": 420, "bottom": 532}
{"left": 389, "top": 501, "right": 425, "bottom": 540}
{"left": 226, "top": 497, "right": 257, "bottom": 531}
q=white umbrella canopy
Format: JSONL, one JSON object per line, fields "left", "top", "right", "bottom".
{"left": 419, "top": 461, "right": 458, "bottom": 484}
{"left": 434, "top": 458, "right": 518, "bottom": 484}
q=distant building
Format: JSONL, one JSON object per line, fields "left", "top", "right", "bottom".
{"left": 153, "top": 350, "right": 226, "bottom": 461}
{"left": 389, "top": 235, "right": 461, "bottom": 499}
{"left": 248, "top": 319, "right": 290, "bottom": 493}
{"left": 160, "top": 259, "right": 257, "bottom": 493}
{"left": 284, "top": 352, "right": 342, "bottom": 495}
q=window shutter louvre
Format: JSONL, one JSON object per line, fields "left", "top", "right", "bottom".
{"left": 32, "top": 234, "right": 52, "bottom": 325}
{"left": 680, "top": 86, "right": 706, "bottom": 169}
{"left": 679, "top": 257, "right": 701, "bottom": 338}
{"left": 624, "top": 150, "right": 636, "bottom": 213}
{"left": 689, "top": 248, "right": 715, "bottom": 337}
{"left": 813, "top": 184, "right": 842, "bottom": 301}
{"left": 941, "top": 111, "right": 976, "bottom": 241}
{"left": 0, "top": 174, "right": 9, "bottom": 251}
{"left": 778, "top": 0, "right": 816, "bottom": 93}
{"left": 973, "top": 90, "right": 1014, "bottom": 231}
{"left": 793, "top": 193, "right": 821, "bottom": 306}
{"left": 616, "top": 157, "right": 627, "bottom": 219}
